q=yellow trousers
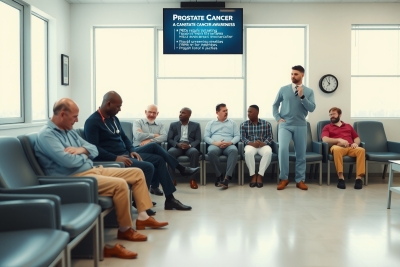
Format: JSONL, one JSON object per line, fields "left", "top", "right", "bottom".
{"left": 330, "top": 146, "right": 366, "bottom": 178}
{"left": 74, "top": 166, "right": 152, "bottom": 227}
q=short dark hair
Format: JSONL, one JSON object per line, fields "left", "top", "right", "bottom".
{"left": 329, "top": 107, "right": 342, "bottom": 115}
{"left": 292, "top": 65, "right": 305, "bottom": 73}
{"left": 216, "top": 103, "right": 226, "bottom": 112}
{"left": 249, "top": 105, "right": 259, "bottom": 112}
{"left": 53, "top": 102, "right": 71, "bottom": 115}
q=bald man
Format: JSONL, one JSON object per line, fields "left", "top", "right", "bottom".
{"left": 167, "top": 107, "right": 201, "bottom": 189}
{"left": 34, "top": 98, "right": 168, "bottom": 258}
{"left": 84, "top": 92, "right": 199, "bottom": 211}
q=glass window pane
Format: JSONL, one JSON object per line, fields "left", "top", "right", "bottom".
{"left": 0, "top": 1, "right": 21, "bottom": 120}
{"left": 351, "top": 29, "right": 400, "bottom": 75}
{"left": 158, "top": 30, "right": 242, "bottom": 78}
{"left": 95, "top": 28, "right": 154, "bottom": 118}
{"left": 351, "top": 77, "right": 400, "bottom": 117}
{"left": 157, "top": 79, "right": 244, "bottom": 119}
{"left": 31, "top": 14, "right": 48, "bottom": 121}
{"left": 246, "top": 27, "right": 305, "bottom": 118}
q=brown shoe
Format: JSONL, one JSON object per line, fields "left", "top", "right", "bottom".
{"left": 190, "top": 179, "right": 198, "bottom": 189}
{"left": 296, "top": 181, "right": 308, "bottom": 190}
{"left": 136, "top": 216, "right": 168, "bottom": 230}
{"left": 104, "top": 243, "right": 137, "bottom": 259}
{"left": 173, "top": 179, "right": 177, "bottom": 186}
{"left": 277, "top": 179, "right": 289, "bottom": 190}
{"left": 117, "top": 228, "right": 147, "bottom": 242}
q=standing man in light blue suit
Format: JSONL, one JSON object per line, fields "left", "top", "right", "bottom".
{"left": 204, "top": 103, "right": 240, "bottom": 189}
{"left": 272, "top": 65, "right": 316, "bottom": 191}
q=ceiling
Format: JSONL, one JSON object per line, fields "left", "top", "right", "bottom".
{"left": 66, "top": 0, "right": 400, "bottom": 4}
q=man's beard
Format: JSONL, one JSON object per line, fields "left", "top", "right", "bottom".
{"left": 330, "top": 117, "right": 340, "bottom": 123}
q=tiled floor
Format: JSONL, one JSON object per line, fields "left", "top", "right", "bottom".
{"left": 73, "top": 176, "right": 400, "bottom": 267}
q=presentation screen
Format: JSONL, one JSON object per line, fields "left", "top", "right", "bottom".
{"left": 163, "top": 8, "right": 243, "bottom": 54}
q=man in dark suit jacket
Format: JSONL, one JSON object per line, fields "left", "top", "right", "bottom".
{"left": 167, "top": 107, "right": 201, "bottom": 189}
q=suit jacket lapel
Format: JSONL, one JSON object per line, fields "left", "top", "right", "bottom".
{"left": 177, "top": 122, "right": 182, "bottom": 140}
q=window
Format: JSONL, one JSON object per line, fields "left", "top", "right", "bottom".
{"left": 0, "top": 0, "right": 23, "bottom": 123}
{"left": 94, "top": 27, "right": 154, "bottom": 119}
{"left": 94, "top": 26, "right": 308, "bottom": 120}
{"left": 246, "top": 27, "right": 307, "bottom": 119}
{"left": 31, "top": 14, "right": 48, "bottom": 121}
{"left": 351, "top": 25, "right": 400, "bottom": 117}
{"left": 157, "top": 30, "right": 244, "bottom": 119}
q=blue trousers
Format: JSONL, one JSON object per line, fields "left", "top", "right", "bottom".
{"left": 278, "top": 124, "right": 307, "bottom": 183}
{"left": 130, "top": 143, "right": 178, "bottom": 196}
{"left": 207, "top": 145, "right": 238, "bottom": 177}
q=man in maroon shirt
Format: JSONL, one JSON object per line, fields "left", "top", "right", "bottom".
{"left": 321, "top": 107, "right": 365, "bottom": 190}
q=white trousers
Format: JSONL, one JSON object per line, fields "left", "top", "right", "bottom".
{"left": 244, "top": 145, "right": 272, "bottom": 176}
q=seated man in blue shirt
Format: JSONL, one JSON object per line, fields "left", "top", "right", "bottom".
{"left": 84, "top": 91, "right": 200, "bottom": 211}
{"left": 34, "top": 98, "right": 168, "bottom": 258}
{"left": 204, "top": 103, "right": 240, "bottom": 189}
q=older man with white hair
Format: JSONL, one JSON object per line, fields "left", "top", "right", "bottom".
{"left": 133, "top": 104, "right": 168, "bottom": 195}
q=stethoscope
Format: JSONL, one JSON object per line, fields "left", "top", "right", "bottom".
{"left": 97, "top": 108, "right": 120, "bottom": 134}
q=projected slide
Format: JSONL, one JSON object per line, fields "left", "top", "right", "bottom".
{"left": 163, "top": 8, "right": 243, "bottom": 54}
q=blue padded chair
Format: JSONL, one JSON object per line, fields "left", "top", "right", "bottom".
{"left": 0, "top": 137, "right": 101, "bottom": 267}
{"left": 0, "top": 194, "right": 70, "bottom": 267}
{"left": 277, "top": 121, "right": 323, "bottom": 185}
{"left": 240, "top": 140, "right": 279, "bottom": 184}
{"left": 353, "top": 121, "right": 400, "bottom": 185}
{"left": 120, "top": 121, "right": 134, "bottom": 142}
{"left": 200, "top": 142, "right": 242, "bottom": 185}
{"left": 317, "top": 120, "right": 360, "bottom": 186}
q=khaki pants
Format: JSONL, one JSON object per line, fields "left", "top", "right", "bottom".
{"left": 74, "top": 166, "right": 152, "bottom": 227}
{"left": 330, "top": 146, "right": 366, "bottom": 178}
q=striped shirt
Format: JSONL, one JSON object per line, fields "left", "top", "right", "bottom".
{"left": 240, "top": 119, "right": 273, "bottom": 145}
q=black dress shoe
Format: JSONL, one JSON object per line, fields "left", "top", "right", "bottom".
{"left": 152, "top": 201, "right": 156, "bottom": 206}
{"left": 215, "top": 174, "right": 223, "bottom": 187}
{"left": 150, "top": 187, "right": 164, "bottom": 196}
{"left": 164, "top": 198, "right": 192, "bottom": 211}
{"left": 256, "top": 182, "right": 263, "bottom": 188}
{"left": 132, "top": 201, "right": 157, "bottom": 208}
{"left": 179, "top": 167, "right": 200, "bottom": 177}
{"left": 146, "top": 209, "right": 156, "bottom": 216}
{"left": 249, "top": 182, "right": 257, "bottom": 188}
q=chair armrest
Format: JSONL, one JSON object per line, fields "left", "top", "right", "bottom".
{"left": 360, "top": 142, "right": 365, "bottom": 148}
{"left": 38, "top": 177, "right": 98, "bottom": 204}
{"left": 321, "top": 142, "right": 329, "bottom": 162}
{"left": 0, "top": 182, "right": 92, "bottom": 204}
{"left": 388, "top": 141, "right": 400, "bottom": 153}
{"left": 161, "top": 142, "right": 168, "bottom": 150}
{"left": 200, "top": 141, "right": 206, "bottom": 154}
{"left": 312, "top": 141, "right": 322, "bottom": 155}
{"left": 0, "top": 194, "right": 62, "bottom": 229}
{"left": 237, "top": 142, "right": 243, "bottom": 159}
{"left": 271, "top": 140, "right": 279, "bottom": 154}
{"left": 94, "top": 161, "right": 124, "bottom": 168}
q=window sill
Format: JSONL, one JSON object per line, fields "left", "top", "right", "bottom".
{"left": 0, "top": 121, "right": 46, "bottom": 131}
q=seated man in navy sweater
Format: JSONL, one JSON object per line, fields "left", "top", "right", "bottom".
{"left": 84, "top": 91, "right": 199, "bottom": 211}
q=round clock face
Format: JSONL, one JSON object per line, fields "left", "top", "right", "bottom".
{"left": 319, "top": 74, "right": 338, "bottom": 93}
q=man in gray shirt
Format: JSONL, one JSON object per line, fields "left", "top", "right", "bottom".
{"left": 133, "top": 104, "right": 167, "bottom": 195}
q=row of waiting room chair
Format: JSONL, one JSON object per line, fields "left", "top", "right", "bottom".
{"left": 118, "top": 120, "right": 400, "bottom": 186}
{"left": 0, "top": 134, "right": 127, "bottom": 267}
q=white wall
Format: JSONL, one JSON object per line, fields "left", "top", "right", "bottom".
{"left": 0, "top": 0, "right": 70, "bottom": 137}
{"left": 70, "top": 2, "right": 400, "bottom": 141}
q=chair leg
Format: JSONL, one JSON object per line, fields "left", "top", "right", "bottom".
{"left": 319, "top": 161, "right": 322, "bottom": 186}
{"left": 308, "top": 164, "right": 314, "bottom": 180}
{"left": 365, "top": 161, "right": 368, "bottom": 185}
{"left": 202, "top": 162, "right": 207, "bottom": 185}
{"left": 271, "top": 164, "right": 275, "bottom": 180}
{"left": 313, "top": 163, "right": 319, "bottom": 180}
{"left": 241, "top": 161, "right": 244, "bottom": 185}
{"left": 327, "top": 161, "right": 330, "bottom": 186}
{"left": 348, "top": 164, "right": 353, "bottom": 180}
{"left": 383, "top": 164, "right": 388, "bottom": 180}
